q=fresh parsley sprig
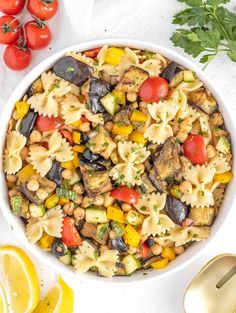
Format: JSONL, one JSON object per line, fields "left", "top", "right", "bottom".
{"left": 171, "top": 0, "right": 236, "bottom": 67}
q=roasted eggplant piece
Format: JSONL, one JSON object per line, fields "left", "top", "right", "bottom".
{"left": 89, "top": 77, "right": 111, "bottom": 114}
{"left": 110, "top": 238, "right": 127, "bottom": 253}
{"left": 80, "top": 149, "right": 107, "bottom": 171}
{"left": 148, "top": 171, "right": 167, "bottom": 193}
{"left": 189, "top": 206, "right": 215, "bottom": 226}
{"left": 115, "top": 66, "right": 149, "bottom": 92}
{"left": 18, "top": 184, "right": 43, "bottom": 205}
{"left": 19, "top": 111, "right": 38, "bottom": 140}
{"left": 165, "top": 195, "right": 189, "bottom": 225}
{"left": 80, "top": 132, "right": 89, "bottom": 144}
{"left": 188, "top": 89, "right": 217, "bottom": 115}
{"left": 138, "top": 173, "right": 156, "bottom": 194}
{"left": 80, "top": 222, "right": 109, "bottom": 245}
{"left": 142, "top": 256, "right": 161, "bottom": 269}
{"left": 53, "top": 56, "right": 93, "bottom": 86}
{"left": 46, "top": 161, "right": 62, "bottom": 186}
{"left": 145, "top": 237, "right": 155, "bottom": 247}
{"left": 114, "top": 108, "right": 131, "bottom": 125}
{"left": 160, "top": 62, "right": 181, "bottom": 83}
{"left": 27, "top": 78, "right": 43, "bottom": 97}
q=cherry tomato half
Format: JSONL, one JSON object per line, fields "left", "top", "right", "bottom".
{"left": 183, "top": 134, "right": 206, "bottom": 165}
{"left": 138, "top": 77, "right": 169, "bottom": 102}
{"left": 24, "top": 20, "right": 51, "bottom": 50}
{"left": 3, "top": 44, "right": 31, "bottom": 71}
{"left": 61, "top": 217, "right": 82, "bottom": 248}
{"left": 27, "top": 0, "right": 58, "bottom": 20}
{"left": 59, "top": 129, "right": 73, "bottom": 145}
{"left": 84, "top": 47, "right": 101, "bottom": 59}
{"left": 0, "top": 15, "right": 19, "bottom": 44}
{"left": 137, "top": 242, "right": 149, "bottom": 258}
{"left": 110, "top": 186, "right": 140, "bottom": 205}
{"left": 0, "top": 0, "right": 25, "bottom": 15}
{"left": 36, "top": 115, "right": 62, "bottom": 132}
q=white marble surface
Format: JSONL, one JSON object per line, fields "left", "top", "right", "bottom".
{"left": 0, "top": 1, "right": 236, "bottom": 312}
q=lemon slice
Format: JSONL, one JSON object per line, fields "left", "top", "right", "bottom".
{"left": 0, "top": 282, "right": 8, "bottom": 313}
{"left": 0, "top": 245, "right": 40, "bottom": 313}
{"left": 34, "top": 276, "right": 74, "bottom": 313}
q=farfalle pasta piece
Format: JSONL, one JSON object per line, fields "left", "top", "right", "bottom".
{"left": 109, "top": 141, "right": 150, "bottom": 186}
{"left": 199, "top": 113, "right": 212, "bottom": 145}
{"left": 74, "top": 241, "right": 119, "bottom": 277}
{"left": 208, "top": 152, "right": 230, "bottom": 174}
{"left": 181, "top": 165, "right": 219, "bottom": 208}
{"left": 134, "top": 192, "right": 175, "bottom": 236}
{"left": 170, "top": 225, "right": 210, "bottom": 246}
{"left": 4, "top": 131, "right": 26, "bottom": 174}
{"left": 177, "top": 79, "right": 203, "bottom": 92}
{"left": 66, "top": 51, "right": 95, "bottom": 67}
{"left": 29, "top": 131, "right": 73, "bottom": 176}
{"left": 26, "top": 206, "right": 63, "bottom": 244}
{"left": 95, "top": 45, "right": 118, "bottom": 76}
{"left": 27, "top": 71, "right": 71, "bottom": 117}
{"left": 61, "top": 93, "right": 104, "bottom": 125}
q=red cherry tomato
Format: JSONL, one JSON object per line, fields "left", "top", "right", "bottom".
{"left": 110, "top": 186, "right": 140, "bottom": 205}
{"left": 84, "top": 47, "right": 101, "bottom": 59}
{"left": 137, "top": 242, "right": 149, "bottom": 258}
{"left": 3, "top": 44, "right": 31, "bottom": 71}
{"left": 41, "top": 141, "right": 49, "bottom": 149}
{"left": 0, "top": 15, "right": 19, "bottom": 44}
{"left": 35, "top": 115, "right": 62, "bottom": 132}
{"left": 27, "top": 0, "right": 58, "bottom": 20}
{"left": 61, "top": 217, "right": 82, "bottom": 248}
{"left": 59, "top": 129, "right": 73, "bottom": 145}
{"left": 0, "top": 0, "right": 25, "bottom": 15}
{"left": 24, "top": 20, "right": 51, "bottom": 50}
{"left": 80, "top": 115, "right": 89, "bottom": 122}
{"left": 138, "top": 77, "right": 169, "bottom": 102}
{"left": 183, "top": 134, "right": 207, "bottom": 165}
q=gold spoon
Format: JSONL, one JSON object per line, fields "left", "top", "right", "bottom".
{"left": 184, "top": 254, "right": 236, "bottom": 313}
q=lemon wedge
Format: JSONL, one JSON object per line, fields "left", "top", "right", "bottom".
{"left": 0, "top": 245, "right": 40, "bottom": 313}
{"left": 34, "top": 276, "right": 74, "bottom": 313}
{"left": 0, "top": 282, "right": 8, "bottom": 313}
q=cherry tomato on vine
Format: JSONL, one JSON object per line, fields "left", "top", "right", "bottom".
{"left": 24, "top": 20, "right": 51, "bottom": 50}
{"left": 138, "top": 77, "right": 169, "bottom": 102}
{"left": 0, "top": 15, "right": 19, "bottom": 44}
{"left": 27, "top": 0, "right": 58, "bottom": 20}
{"left": 183, "top": 134, "right": 206, "bottom": 165}
{"left": 3, "top": 44, "right": 31, "bottom": 70}
{"left": 0, "top": 0, "right": 25, "bottom": 15}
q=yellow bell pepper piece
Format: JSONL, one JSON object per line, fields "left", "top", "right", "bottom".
{"left": 15, "top": 101, "right": 30, "bottom": 119}
{"left": 40, "top": 233, "right": 54, "bottom": 250}
{"left": 45, "top": 194, "right": 59, "bottom": 209}
{"left": 129, "top": 130, "right": 147, "bottom": 144}
{"left": 72, "top": 151, "right": 80, "bottom": 168}
{"left": 17, "top": 164, "right": 35, "bottom": 183}
{"left": 58, "top": 197, "right": 70, "bottom": 205}
{"left": 151, "top": 258, "right": 169, "bottom": 269}
{"left": 123, "top": 224, "right": 141, "bottom": 248}
{"left": 107, "top": 206, "right": 124, "bottom": 223}
{"left": 214, "top": 171, "right": 233, "bottom": 184}
{"left": 161, "top": 247, "right": 176, "bottom": 261}
{"left": 105, "top": 47, "right": 125, "bottom": 66}
{"left": 72, "top": 131, "right": 81, "bottom": 144}
{"left": 61, "top": 161, "right": 74, "bottom": 170}
{"left": 112, "top": 90, "right": 126, "bottom": 105}
{"left": 71, "top": 120, "right": 82, "bottom": 128}
{"left": 130, "top": 110, "right": 148, "bottom": 123}
{"left": 73, "top": 145, "right": 86, "bottom": 153}
{"left": 112, "top": 123, "right": 133, "bottom": 136}
{"left": 170, "top": 185, "right": 183, "bottom": 200}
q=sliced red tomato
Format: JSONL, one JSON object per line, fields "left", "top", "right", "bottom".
{"left": 84, "top": 47, "right": 101, "bottom": 59}
{"left": 61, "top": 217, "right": 82, "bottom": 248}
{"left": 59, "top": 129, "right": 73, "bottom": 145}
{"left": 0, "top": 15, "right": 19, "bottom": 45}
{"left": 35, "top": 115, "right": 62, "bottom": 132}
{"left": 110, "top": 186, "right": 140, "bottom": 205}
{"left": 137, "top": 242, "right": 149, "bottom": 258}
{"left": 183, "top": 134, "right": 206, "bottom": 165}
{"left": 138, "top": 77, "right": 169, "bottom": 102}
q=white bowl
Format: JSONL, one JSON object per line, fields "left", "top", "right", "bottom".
{"left": 0, "top": 38, "right": 235, "bottom": 284}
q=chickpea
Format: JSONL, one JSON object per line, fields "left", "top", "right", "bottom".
{"left": 104, "top": 121, "right": 114, "bottom": 132}
{"left": 128, "top": 246, "right": 137, "bottom": 254}
{"left": 21, "top": 201, "right": 29, "bottom": 213}
{"left": 74, "top": 195, "right": 83, "bottom": 205}
{"left": 30, "top": 130, "right": 41, "bottom": 143}
{"left": 127, "top": 92, "right": 137, "bottom": 102}
{"left": 179, "top": 181, "right": 192, "bottom": 194}
{"left": 174, "top": 245, "right": 185, "bottom": 255}
{"left": 99, "top": 245, "right": 109, "bottom": 254}
{"left": 36, "top": 188, "right": 48, "bottom": 201}
{"left": 109, "top": 230, "right": 116, "bottom": 240}
{"left": 62, "top": 169, "right": 72, "bottom": 180}
{"left": 94, "top": 195, "right": 104, "bottom": 206}
{"left": 210, "top": 112, "right": 224, "bottom": 126}
{"left": 79, "top": 122, "right": 90, "bottom": 133}
{"left": 73, "top": 184, "right": 84, "bottom": 195}
{"left": 103, "top": 193, "right": 115, "bottom": 207}
{"left": 12, "top": 109, "right": 19, "bottom": 120}
{"left": 81, "top": 196, "right": 94, "bottom": 208}
{"left": 8, "top": 188, "right": 18, "bottom": 197}
{"left": 63, "top": 202, "right": 75, "bottom": 215}
{"left": 20, "top": 146, "right": 29, "bottom": 160}
{"left": 27, "top": 179, "right": 40, "bottom": 192}
{"left": 6, "top": 175, "right": 17, "bottom": 183}
{"left": 206, "top": 145, "right": 216, "bottom": 159}
{"left": 151, "top": 244, "right": 162, "bottom": 256}
{"left": 121, "top": 203, "right": 132, "bottom": 212}
{"left": 74, "top": 207, "right": 85, "bottom": 221}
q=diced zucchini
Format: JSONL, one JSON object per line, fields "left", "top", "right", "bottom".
{"left": 97, "top": 223, "right": 109, "bottom": 239}
{"left": 85, "top": 207, "right": 107, "bottom": 223}
{"left": 124, "top": 210, "right": 144, "bottom": 226}
{"left": 59, "top": 249, "right": 72, "bottom": 265}
{"left": 183, "top": 70, "right": 194, "bottom": 82}
{"left": 111, "top": 221, "right": 124, "bottom": 238}
{"left": 216, "top": 136, "right": 230, "bottom": 154}
{"left": 56, "top": 188, "right": 77, "bottom": 200}
{"left": 100, "top": 92, "right": 117, "bottom": 116}
{"left": 29, "top": 203, "right": 45, "bottom": 218}
{"left": 122, "top": 255, "right": 141, "bottom": 275}
{"left": 10, "top": 195, "right": 22, "bottom": 216}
